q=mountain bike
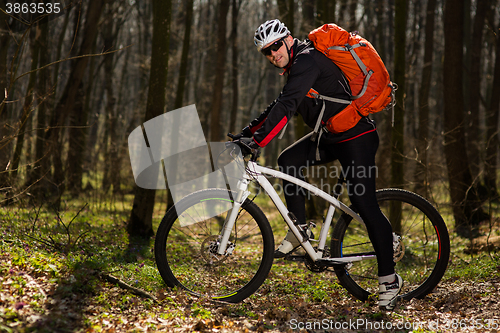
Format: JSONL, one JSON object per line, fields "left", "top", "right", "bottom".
{"left": 154, "top": 137, "right": 450, "bottom": 303}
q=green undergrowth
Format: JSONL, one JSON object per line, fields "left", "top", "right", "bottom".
{"left": 1, "top": 192, "right": 500, "bottom": 332}
{"left": 0, "top": 196, "right": 166, "bottom": 292}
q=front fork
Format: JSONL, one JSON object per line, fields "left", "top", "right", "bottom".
{"left": 217, "top": 178, "right": 251, "bottom": 255}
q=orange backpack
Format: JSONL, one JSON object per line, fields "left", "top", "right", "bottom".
{"left": 307, "top": 24, "right": 395, "bottom": 136}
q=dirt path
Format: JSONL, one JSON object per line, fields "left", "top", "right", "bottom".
{"left": 2, "top": 250, "right": 500, "bottom": 333}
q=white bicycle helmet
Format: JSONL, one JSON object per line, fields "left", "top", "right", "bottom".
{"left": 254, "top": 19, "right": 290, "bottom": 51}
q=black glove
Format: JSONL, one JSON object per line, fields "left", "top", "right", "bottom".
{"left": 231, "top": 127, "right": 253, "bottom": 140}
{"left": 239, "top": 137, "right": 259, "bottom": 155}
{"left": 240, "top": 137, "right": 259, "bottom": 148}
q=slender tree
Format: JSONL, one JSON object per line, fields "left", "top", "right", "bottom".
{"left": 26, "top": 16, "right": 51, "bottom": 189}
{"left": 164, "top": 0, "right": 194, "bottom": 211}
{"left": 209, "top": 0, "right": 231, "bottom": 142}
{"left": 348, "top": 0, "right": 358, "bottom": 31}
{"left": 443, "top": 0, "right": 486, "bottom": 237}
{"left": 128, "top": 0, "right": 172, "bottom": 238}
{"left": 277, "top": 0, "right": 293, "bottom": 31}
{"left": 389, "top": 0, "right": 407, "bottom": 233}
{"left": 391, "top": 0, "right": 407, "bottom": 190}
{"left": 0, "top": 0, "right": 12, "bottom": 191}
{"left": 414, "top": 0, "right": 437, "bottom": 196}
{"left": 174, "top": 0, "right": 194, "bottom": 110}
{"left": 10, "top": 24, "right": 41, "bottom": 182}
{"left": 228, "top": 0, "right": 240, "bottom": 134}
{"left": 43, "top": 0, "right": 104, "bottom": 205}
{"left": 316, "top": 0, "right": 335, "bottom": 26}
{"left": 467, "top": 0, "right": 491, "bottom": 180}
{"left": 277, "top": 0, "right": 306, "bottom": 140}
{"left": 375, "top": 0, "right": 386, "bottom": 60}
{"left": 484, "top": 20, "right": 500, "bottom": 197}
{"left": 100, "top": 0, "right": 126, "bottom": 195}
{"left": 300, "top": 0, "right": 315, "bottom": 38}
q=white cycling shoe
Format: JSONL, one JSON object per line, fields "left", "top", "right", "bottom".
{"left": 378, "top": 273, "right": 403, "bottom": 310}
{"left": 274, "top": 228, "right": 313, "bottom": 258}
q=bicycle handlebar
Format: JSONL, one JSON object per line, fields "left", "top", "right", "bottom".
{"left": 227, "top": 133, "right": 260, "bottom": 161}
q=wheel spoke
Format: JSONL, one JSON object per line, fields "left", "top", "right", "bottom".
{"left": 331, "top": 189, "right": 449, "bottom": 301}
{"left": 155, "top": 190, "right": 274, "bottom": 303}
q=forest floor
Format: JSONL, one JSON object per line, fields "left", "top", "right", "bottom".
{"left": 1, "top": 254, "right": 500, "bottom": 333}
{"left": 1, "top": 201, "right": 500, "bottom": 332}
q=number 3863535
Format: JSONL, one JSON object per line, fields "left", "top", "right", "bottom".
{"left": 5, "top": 2, "right": 61, "bottom": 14}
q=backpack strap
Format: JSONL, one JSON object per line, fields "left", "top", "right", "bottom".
{"left": 310, "top": 92, "right": 351, "bottom": 141}
{"left": 328, "top": 43, "right": 375, "bottom": 100}
{"left": 310, "top": 92, "right": 352, "bottom": 105}
{"left": 309, "top": 96, "right": 351, "bottom": 161}
{"left": 351, "top": 69, "right": 373, "bottom": 100}
{"left": 328, "top": 43, "right": 369, "bottom": 76}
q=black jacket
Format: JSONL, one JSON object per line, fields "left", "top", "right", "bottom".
{"left": 248, "top": 39, "right": 376, "bottom": 147}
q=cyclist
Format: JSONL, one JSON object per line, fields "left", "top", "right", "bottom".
{"left": 234, "top": 19, "right": 402, "bottom": 310}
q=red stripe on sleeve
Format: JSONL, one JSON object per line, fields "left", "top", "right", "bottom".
{"left": 254, "top": 116, "right": 288, "bottom": 147}
{"left": 250, "top": 118, "right": 267, "bottom": 134}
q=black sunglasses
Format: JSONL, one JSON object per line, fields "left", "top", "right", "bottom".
{"left": 261, "top": 38, "right": 285, "bottom": 56}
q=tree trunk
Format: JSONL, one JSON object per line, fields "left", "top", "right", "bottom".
{"left": 348, "top": 0, "right": 357, "bottom": 31}
{"left": 44, "top": 0, "right": 104, "bottom": 205}
{"left": 101, "top": 3, "right": 120, "bottom": 195}
{"left": 10, "top": 25, "right": 41, "bottom": 183}
{"left": 168, "top": 0, "right": 194, "bottom": 211}
{"left": 277, "top": 0, "right": 305, "bottom": 139}
{"left": 196, "top": 2, "right": 217, "bottom": 137}
{"left": 277, "top": 0, "right": 288, "bottom": 26}
{"left": 300, "top": 0, "right": 315, "bottom": 38}
{"left": 277, "top": 0, "right": 294, "bottom": 36}
{"left": 174, "top": 0, "right": 194, "bottom": 110}
{"left": 390, "top": 0, "right": 407, "bottom": 234}
{"left": 316, "top": 0, "right": 336, "bottom": 26}
{"left": 338, "top": 0, "right": 348, "bottom": 26}
{"left": 0, "top": 0, "right": 12, "bottom": 191}
{"left": 66, "top": 81, "right": 88, "bottom": 196}
{"left": 228, "top": 0, "right": 239, "bottom": 134}
{"left": 66, "top": 13, "right": 100, "bottom": 195}
{"left": 391, "top": 0, "right": 407, "bottom": 188}
{"left": 127, "top": 0, "right": 172, "bottom": 238}
{"left": 484, "top": 21, "right": 500, "bottom": 197}
{"left": 375, "top": 0, "right": 386, "bottom": 61}
{"left": 467, "top": 0, "right": 490, "bottom": 181}
{"left": 209, "top": 0, "right": 230, "bottom": 142}
{"left": 27, "top": 16, "right": 51, "bottom": 189}
{"left": 414, "top": 0, "right": 437, "bottom": 196}
{"left": 443, "top": 0, "right": 486, "bottom": 238}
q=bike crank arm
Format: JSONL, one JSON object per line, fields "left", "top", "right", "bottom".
{"left": 316, "top": 254, "right": 376, "bottom": 267}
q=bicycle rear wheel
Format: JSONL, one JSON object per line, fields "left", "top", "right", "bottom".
{"left": 154, "top": 189, "right": 274, "bottom": 303}
{"left": 331, "top": 189, "right": 450, "bottom": 301}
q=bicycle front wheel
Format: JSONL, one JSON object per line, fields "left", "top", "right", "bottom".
{"left": 154, "top": 189, "right": 274, "bottom": 303}
{"left": 331, "top": 189, "right": 450, "bottom": 301}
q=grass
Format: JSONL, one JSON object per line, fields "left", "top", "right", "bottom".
{"left": 1, "top": 187, "right": 500, "bottom": 331}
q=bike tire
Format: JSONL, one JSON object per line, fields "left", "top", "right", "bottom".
{"left": 331, "top": 188, "right": 450, "bottom": 301}
{"left": 154, "top": 189, "right": 274, "bottom": 303}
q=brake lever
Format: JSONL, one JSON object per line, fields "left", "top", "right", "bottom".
{"left": 226, "top": 133, "right": 237, "bottom": 149}
{"left": 226, "top": 133, "right": 260, "bottom": 160}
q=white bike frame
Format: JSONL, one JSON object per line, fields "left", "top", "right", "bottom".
{"left": 217, "top": 159, "right": 377, "bottom": 265}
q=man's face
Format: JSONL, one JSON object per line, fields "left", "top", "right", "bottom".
{"left": 262, "top": 36, "right": 292, "bottom": 68}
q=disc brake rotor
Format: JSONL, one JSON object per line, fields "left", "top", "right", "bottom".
{"left": 200, "top": 235, "right": 234, "bottom": 265}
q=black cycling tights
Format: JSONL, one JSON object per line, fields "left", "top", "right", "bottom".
{"left": 277, "top": 130, "right": 395, "bottom": 277}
